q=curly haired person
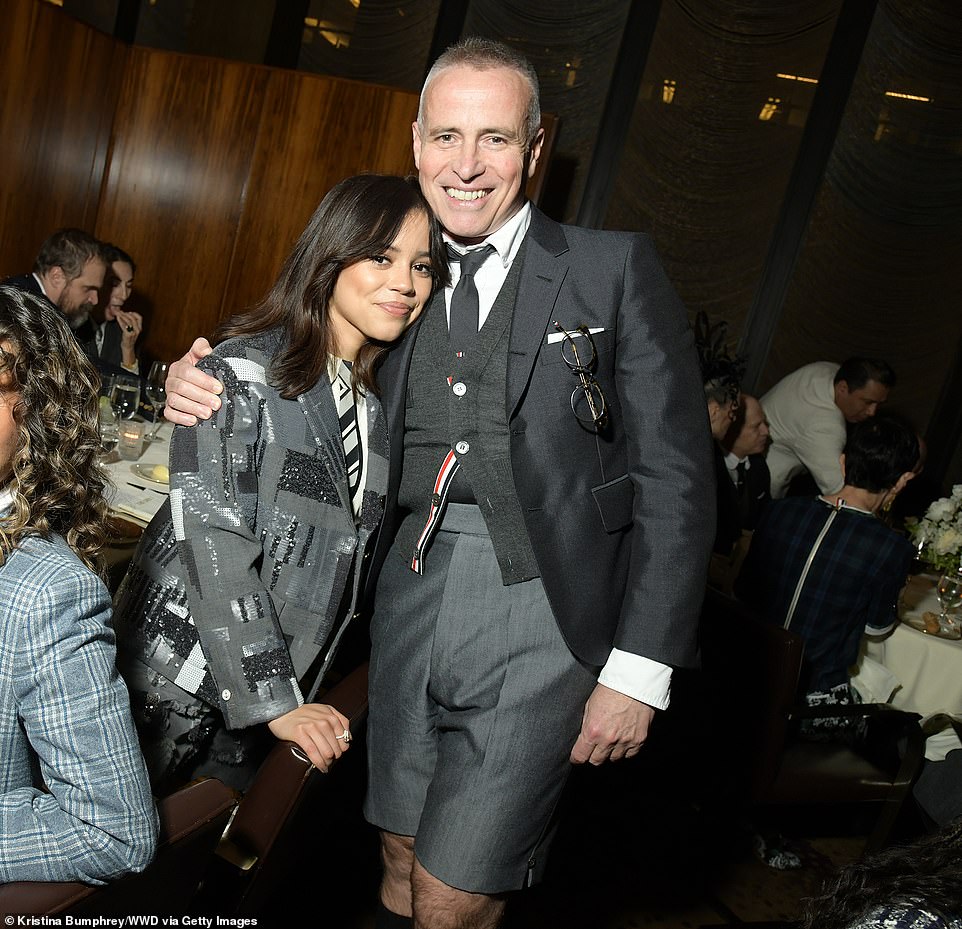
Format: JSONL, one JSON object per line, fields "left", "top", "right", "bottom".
{"left": 0, "top": 284, "right": 157, "bottom": 883}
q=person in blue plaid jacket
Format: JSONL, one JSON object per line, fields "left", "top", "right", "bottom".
{"left": 0, "top": 285, "right": 157, "bottom": 883}
{"left": 737, "top": 415, "right": 920, "bottom": 701}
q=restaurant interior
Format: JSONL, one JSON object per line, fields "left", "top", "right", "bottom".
{"left": 0, "top": 0, "right": 960, "bottom": 925}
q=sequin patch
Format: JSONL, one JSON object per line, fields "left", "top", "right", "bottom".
{"left": 278, "top": 449, "right": 340, "bottom": 506}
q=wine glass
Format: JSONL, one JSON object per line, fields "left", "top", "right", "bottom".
{"left": 935, "top": 572, "right": 962, "bottom": 634}
{"left": 145, "top": 361, "right": 169, "bottom": 438}
{"left": 109, "top": 375, "right": 141, "bottom": 421}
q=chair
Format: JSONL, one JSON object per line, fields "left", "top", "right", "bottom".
{"left": 195, "top": 661, "right": 370, "bottom": 917}
{"left": 696, "top": 588, "right": 925, "bottom": 852}
{"left": 0, "top": 776, "right": 236, "bottom": 916}
{"left": 708, "top": 528, "right": 753, "bottom": 596}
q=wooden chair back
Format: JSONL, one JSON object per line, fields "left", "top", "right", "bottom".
{"left": 196, "top": 661, "right": 370, "bottom": 917}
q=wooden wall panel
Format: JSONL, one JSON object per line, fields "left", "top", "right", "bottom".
{"left": 225, "top": 72, "right": 420, "bottom": 317}
{"left": 1, "top": 0, "right": 557, "bottom": 366}
{"left": 0, "top": 0, "right": 122, "bottom": 275}
{"left": 97, "top": 49, "right": 269, "bottom": 364}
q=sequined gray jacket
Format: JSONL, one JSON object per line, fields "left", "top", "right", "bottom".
{"left": 114, "top": 330, "right": 388, "bottom": 729}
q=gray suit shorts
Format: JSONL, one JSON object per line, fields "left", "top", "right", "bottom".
{"left": 364, "top": 504, "right": 597, "bottom": 894}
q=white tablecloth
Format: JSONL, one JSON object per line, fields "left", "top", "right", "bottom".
{"left": 104, "top": 420, "right": 172, "bottom": 525}
{"left": 853, "top": 574, "right": 962, "bottom": 760}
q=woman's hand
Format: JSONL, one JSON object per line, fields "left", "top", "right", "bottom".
{"left": 115, "top": 309, "right": 143, "bottom": 367}
{"left": 267, "top": 703, "right": 352, "bottom": 773}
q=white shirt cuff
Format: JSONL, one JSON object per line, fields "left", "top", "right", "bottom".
{"left": 598, "top": 649, "right": 672, "bottom": 711}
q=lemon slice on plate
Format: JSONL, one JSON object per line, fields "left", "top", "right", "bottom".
{"left": 131, "top": 463, "right": 170, "bottom": 485}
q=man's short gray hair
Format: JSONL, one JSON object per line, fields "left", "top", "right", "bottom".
{"left": 33, "top": 228, "right": 103, "bottom": 281}
{"left": 418, "top": 36, "right": 542, "bottom": 149}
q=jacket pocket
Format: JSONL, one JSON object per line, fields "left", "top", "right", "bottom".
{"left": 591, "top": 473, "right": 633, "bottom": 533}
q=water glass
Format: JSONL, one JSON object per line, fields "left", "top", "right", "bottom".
{"left": 110, "top": 375, "right": 141, "bottom": 420}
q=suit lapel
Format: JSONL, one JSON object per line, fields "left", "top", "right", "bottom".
{"left": 379, "top": 307, "right": 428, "bottom": 504}
{"left": 358, "top": 390, "right": 388, "bottom": 527}
{"left": 506, "top": 207, "right": 570, "bottom": 417}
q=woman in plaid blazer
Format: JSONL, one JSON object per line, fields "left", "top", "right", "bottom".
{"left": 0, "top": 285, "right": 158, "bottom": 883}
{"left": 115, "top": 175, "right": 445, "bottom": 792}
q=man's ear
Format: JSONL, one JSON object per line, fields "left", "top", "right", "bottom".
{"left": 526, "top": 126, "right": 545, "bottom": 179}
{"left": 41, "top": 266, "right": 67, "bottom": 301}
{"left": 839, "top": 452, "right": 847, "bottom": 481}
{"left": 412, "top": 121, "right": 422, "bottom": 170}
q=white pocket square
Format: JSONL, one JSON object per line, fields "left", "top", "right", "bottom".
{"left": 546, "top": 326, "right": 605, "bottom": 344}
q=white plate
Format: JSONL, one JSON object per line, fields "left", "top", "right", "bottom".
{"left": 902, "top": 611, "right": 962, "bottom": 640}
{"left": 131, "top": 463, "right": 169, "bottom": 486}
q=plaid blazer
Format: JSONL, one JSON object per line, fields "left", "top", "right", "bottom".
{"left": 0, "top": 534, "right": 158, "bottom": 883}
{"left": 115, "top": 330, "right": 388, "bottom": 729}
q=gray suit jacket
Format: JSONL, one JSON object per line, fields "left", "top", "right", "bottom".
{"left": 115, "top": 329, "right": 388, "bottom": 729}
{"left": 374, "top": 206, "right": 714, "bottom": 670}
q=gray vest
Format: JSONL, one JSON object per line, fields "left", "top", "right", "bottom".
{"left": 395, "top": 242, "right": 539, "bottom": 585}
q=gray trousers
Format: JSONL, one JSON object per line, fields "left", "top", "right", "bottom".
{"left": 364, "top": 504, "right": 598, "bottom": 894}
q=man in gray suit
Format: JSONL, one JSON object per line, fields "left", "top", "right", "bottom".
{"left": 165, "top": 37, "right": 713, "bottom": 929}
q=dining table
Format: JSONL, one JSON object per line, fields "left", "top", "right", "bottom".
{"left": 105, "top": 420, "right": 172, "bottom": 525}
{"left": 852, "top": 572, "right": 962, "bottom": 760}
{"left": 102, "top": 420, "right": 172, "bottom": 582}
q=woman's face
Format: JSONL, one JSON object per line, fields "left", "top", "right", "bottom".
{"left": 328, "top": 209, "right": 435, "bottom": 361}
{"left": 105, "top": 260, "right": 135, "bottom": 322}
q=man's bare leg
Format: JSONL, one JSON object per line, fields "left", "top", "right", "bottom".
{"left": 379, "top": 829, "right": 506, "bottom": 929}
{"left": 411, "top": 858, "right": 506, "bottom": 929}
{"left": 380, "top": 831, "right": 415, "bottom": 919}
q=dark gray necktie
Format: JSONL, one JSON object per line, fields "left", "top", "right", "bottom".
{"left": 447, "top": 244, "right": 494, "bottom": 355}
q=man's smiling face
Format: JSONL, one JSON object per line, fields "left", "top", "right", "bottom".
{"left": 413, "top": 64, "right": 543, "bottom": 245}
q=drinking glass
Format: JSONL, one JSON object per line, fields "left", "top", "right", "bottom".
{"left": 935, "top": 572, "right": 962, "bottom": 633}
{"left": 110, "top": 375, "right": 141, "bottom": 421}
{"left": 145, "top": 361, "right": 169, "bottom": 438}
{"left": 99, "top": 422, "right": 119, "bottom": 456}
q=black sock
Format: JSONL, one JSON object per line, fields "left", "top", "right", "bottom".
{"left": 374, "top": 900, "right": 413, "bottom": 929}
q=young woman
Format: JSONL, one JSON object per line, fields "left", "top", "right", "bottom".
{"left": 115, "top": 174, "right": 445, "bottom": 792}
{"left": 0, "top": 284, "right": 157, "bottom": 883}
{"left": 99, "top": 243, "right": 141, "bottom": 372}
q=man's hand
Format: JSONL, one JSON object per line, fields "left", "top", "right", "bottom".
{"left": 569, "top": 682, "right": 655, "bottom": 766}
{"left": 267, "top": 703, "right": 352, "bottom": 773}
{"left": 163, "top": 337, "right": 223, "bottom": 425}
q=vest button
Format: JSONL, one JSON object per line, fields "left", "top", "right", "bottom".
{"left": 221, "top": 689, "right": 231, "bottom": 701}
{"left": 452, "top": 381, "right": 467, "bottom": 396}
{"left": 455, "top": 441, "right": 470, "bottom": 455}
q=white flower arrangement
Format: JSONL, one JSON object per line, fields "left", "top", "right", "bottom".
{"left": 907, "top": 484, "right": 962, "bottom": 573}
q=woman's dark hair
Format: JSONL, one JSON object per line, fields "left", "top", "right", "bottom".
{"left": 102, "top": 242, "right": 137, "bottom": 274}
{"left": 217, "top": 174, "right": 448, "bottom": 399}
{"left": 0, "top": 285, "right": 110, "bottom": 573}
{"left": 802, "top": 817, "right": 962, "bottom": 928}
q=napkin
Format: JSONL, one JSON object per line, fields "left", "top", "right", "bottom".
{"left": 849, "top": 655, "right": 901, "bottom": 705}
{"left": 111, "top": 486, "right": 167, "bottom": 524}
